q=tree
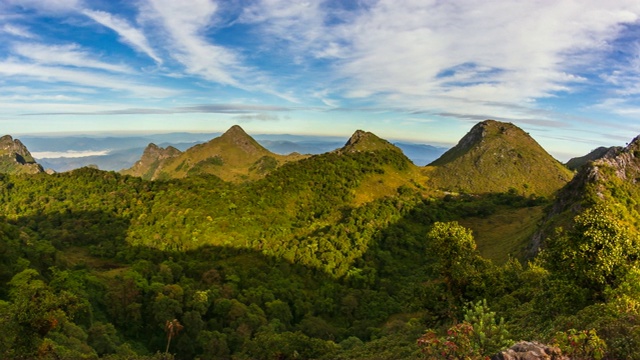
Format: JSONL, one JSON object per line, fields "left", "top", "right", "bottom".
{"left": 426, "top": 222, "right": 480, "bottom": 315}
{"left": 543, "top": 204, "right": 640, "bottom": 294}
{"left": 165, "top": 318, "right": 184, "bottom": 355}
{"left": 2, "top": 268, "right": 80, "bottom": 358}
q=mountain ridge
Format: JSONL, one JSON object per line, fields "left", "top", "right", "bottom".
{"left": 122, "top": 125, "right": 307, "bottom": 181}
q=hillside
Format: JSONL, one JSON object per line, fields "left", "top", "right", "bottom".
{"left": 122, "top": 125, "right": 307, "bottom": 182}
{"left": 425, "top": 120, "right": 573, "bottom": 196}
{"left": 0, "top": 135, "right": 44, "bottom": 174}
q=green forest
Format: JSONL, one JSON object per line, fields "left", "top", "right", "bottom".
{"left": 1, "top": 131, "right": 640, "bottom": 359}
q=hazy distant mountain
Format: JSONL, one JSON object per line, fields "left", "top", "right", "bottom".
{"left": 392, "top": 142, "right": 447, "bottom": 166}
{"left": 426, "top": 120, "right": 573, "bottom": 196}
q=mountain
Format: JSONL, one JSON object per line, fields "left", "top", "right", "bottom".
{"left": 0, "top": 135, "right": 44, "bottom": 174}
{"left": 121, "top": 143, "right": 182, "bottom": 179}
{"left": 425, "top": 120, "right": 573, "bottom": 196}
{"left": 565, "top": 146, "right": 621, "bottom": 170}
{"left": 338, "top": 130, "right": 404, "bottom": 153}
{"left": 122, "top": 125, "right": 307, "bottom": 181}
{"left": 393, "top": 142, "right": 448, "bottom": 166}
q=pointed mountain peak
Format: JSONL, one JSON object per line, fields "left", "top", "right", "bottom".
{"left": 214, "top": 125, "right": 267, "bottom": 155}
{"left": 221, "top": 125, "right": 250, "bottom": 139}
{"left": 340, "top": 129, "right": 402, "bottom": 153}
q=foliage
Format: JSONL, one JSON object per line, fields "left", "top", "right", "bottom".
{"left": 552, "top": 329, "right": 606, "bottom": 360}
{"left": 417, "top": 299, "right": 512, "bottom": 359}
{"left": 1, "top": 134, "right": 640, "bottom": 359}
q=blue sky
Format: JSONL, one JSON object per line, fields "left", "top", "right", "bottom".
{"left": 2, "top": 0, "right": 640, "bottom": 160}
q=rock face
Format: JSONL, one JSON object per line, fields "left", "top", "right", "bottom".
{"left": 491, "top": 341, "right": 568, "bottom": 360}
{"left": 0, "top": 135, "right": 44, "bottom": 174}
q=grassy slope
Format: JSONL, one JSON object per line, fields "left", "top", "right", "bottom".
{"left": 427, "top": 120, "right": 573, "bottom": 197}
{"left": 459, "top": 205, "right": 546, "bottom": 264}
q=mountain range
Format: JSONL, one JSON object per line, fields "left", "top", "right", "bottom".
{"left": 1, "top": 119, "right": 640, "bottom": 359}
{"left": 19, "top": 132, "right": 448, "bottom": 172}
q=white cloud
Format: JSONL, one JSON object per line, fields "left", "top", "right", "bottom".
{"left": 139, "top": 0, "right": 244, "bottom": 86}
{"left": 232, "top": 0, "right": 636, "bottom": 124}
{"left": 332, "top": 0, "right": 640, "bottom": 111}
{"left": 0, "top": 59, "right": 178, "bottom": 98}
{"left": 240, "top": 0, "right": 326, "bottom": 53}
{"left": 2, "top": 24, "right": 36, "bottom": 38}
{"left": 83, "top": 9, "right": 163, "bottom": 64}
{"left": 13, "top": 43, "right": 132, "bottom": 73}
{"left": 32, "top": 150, "right": 110, "bottom": 158}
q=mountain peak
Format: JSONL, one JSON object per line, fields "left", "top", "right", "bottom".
{"left": 431, "top": 120, "right": 523, "bottom": 166}
{"left": 223, "top": 124, "right": 248, "bottom": 137}
{"left": 340, "top": 129, "right": 402, "bottom": 153}
{"left": 121, "top": 143, "right": 181, "bottom": 179}
{"left": 217, "top": 125, "right": 267, "bottom": 155}
{"left": 427, "top": 120, "right": 573, "bottom": 196}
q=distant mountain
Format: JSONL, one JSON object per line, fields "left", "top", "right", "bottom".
{"left": 426, "top": 120, "right": 573, "bottom": 196}
{"left": 393, "top": 142, "right": 448, "bottom": 166}
{"left": 122, "top": 125, "right": 307, "bottom": 181}
{"left": 258, "top": 139, "right": 345, "bottom": 155}
{"left": 0, "top": 135, "right": 43, "bottom": 174}
{"left": 565, "top": 146, "right": 621, "bottom": 170}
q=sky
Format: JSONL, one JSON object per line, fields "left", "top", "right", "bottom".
{"left": 2, "top": 0, "right": 640, "bottom": 160}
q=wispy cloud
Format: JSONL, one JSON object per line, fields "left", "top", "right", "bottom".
{"left": 82, "top": 9, "right": 163, "bottom": 64}
{"left": 2, "top": 24, "right": 36, "bottom": 38}
{"left": 13, "top": 43, "right": 132, "bottom": 73}
{"left": 20, "top": 103, "right": 292, "bottom": 116}
{"left": 139, "top": 0, "right": 245, "bottom": 86}
{"left": 0, "top": 59, "right": 177, "bottom": 98}
{"left": 331, "top": 1, "right": 639, "bottom": 110}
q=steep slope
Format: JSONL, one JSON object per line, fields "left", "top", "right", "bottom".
{"left": 0, "top": 135, "right": 44, "bottom": 174}
{"left": 123, "top": 125, "right": 307, "bottom": 182}
{"left": 565, "top": 146, "right": 620, "bottom": 170}
{"left": 120, "top": 143, "right": 181, "bottom": 179}
{"left": 425, "top": 120, "right": 573, "bottom": 196}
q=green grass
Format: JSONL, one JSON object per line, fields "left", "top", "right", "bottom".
{"left": 459, "top": 205, "right": 546, "bottom": 264}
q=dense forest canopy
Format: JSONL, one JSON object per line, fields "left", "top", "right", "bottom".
{"left": 0, "top": 122, "right": 639, "bottom": 359}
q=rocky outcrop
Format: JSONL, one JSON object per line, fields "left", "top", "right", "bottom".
{"left": 491, "top": 341, "right": 568, "bottom": 360}
{"left": 0, "top": 135, "right": 44, "bottom": 174}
